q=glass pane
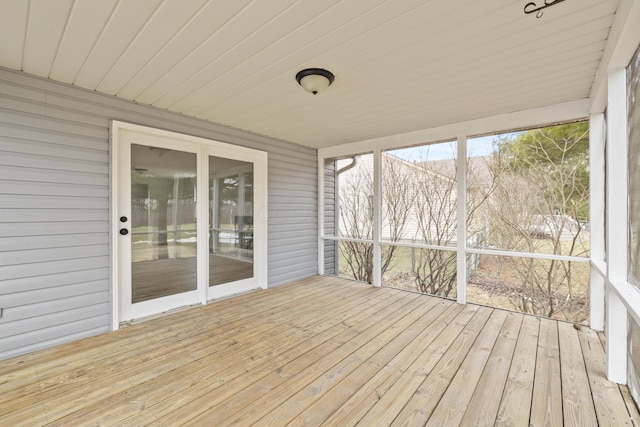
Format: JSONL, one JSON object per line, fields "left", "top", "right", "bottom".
{"left": 467, "top": 255, "right": 589, "bottom": 324}
{"left": 467, "top": 124, "right": 590, "bottom": 258}
{"left": 209, "top": 156, "right": 254, "bottom": 285}
{"left": 381, "top": 245, "right": 457, "bottom": 299}
{"left": 628, "top": 45, "right": 640, "bottom": 288}
{"left": 131, "top": 144, "right": 197, "bottom": 303}
{"left": 329, "top": 154, "right": 373, "bottom": 239}
{"left": 337, "top": 241, "right": 374, "bottom": 283}
{"left": 384, "top": 141, "right": 457, "bottom": 246}
{"left": 628, "top": 315, "right": 640, "bottom": 394}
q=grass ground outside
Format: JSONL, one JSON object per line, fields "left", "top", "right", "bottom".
{"left": 339, "top": 242, "right": 590, "bottom": 324}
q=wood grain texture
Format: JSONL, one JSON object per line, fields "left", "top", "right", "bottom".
{"left": 579, "top": 325, "right": 634, "bottom": 426}
{"left": 0, "top": 276, "right": 637, "bottom": 426}
{"left": 558, "top": 321, "right": 598, "bottom": 426}
{"left": 495, "top": 314, "right": 540, "bottom": 426}
{"left": 531, "top": 317, "right": 563, "bottom": 427}
{"left": 459, "top": 311, "right": 524, "bottom": 426}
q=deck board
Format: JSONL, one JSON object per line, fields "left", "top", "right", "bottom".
{"left": 531, "top": 317, "right": 564, "bottom": 426}
{"left": 386, "top": 305, "right": 494, "bottom": 426}
{"left": 558, "top": 321, "right": 599, "bottom": 426}
{"left": 320, "top": 302, "right": 470, "bottom": 426}
{"left": 295, "top": 300, "right": 461, "bottom": 427}
{"left": 579, "top": 324, "right": 634, "bottom": 426}
{"left": 212, "top": 292, "right": 426, "bottom": 427}
{"left": 3, "top": 279, "right": 350, "bottom": 418}
{"left": 0, "top": 275, "right": 638, "bottom": 426}
{"left": 459, "top": 311, "right": 523, "bottom": 426}
{"left": 495, "top": 314, "right": 540, "bottom": 426}
{"left": 250, "top": 294, "right": 435, "bottom": 426}
{"left": 55, "top": 280, "right": 382, "bottom": 425}
{"left": 425, "top": 309, "right": 509, "bottom": 426}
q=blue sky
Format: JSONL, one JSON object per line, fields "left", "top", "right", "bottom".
{"left": 387, "top": 132, "right": 522, "bottom": 161}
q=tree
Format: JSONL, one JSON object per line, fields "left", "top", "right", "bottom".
{"left": 335, "top": 149, "right": 497, "bottom": 299}
{"left": 411, "top": 159, "right": 458, "bottom": 297}
{"left": 496, "top": 122, "right": 589, "bottom": 220}
{"left": 337, "top": 154, "right": 414, "bottom": 283}
{"left": 337, "top": 156, "right": 374, "bottom": 282}
{"left": 331, "top": 123, "right": 590, "bottom": 322}
{"left": 473, "top": 122, "right": 590, "bottom": 322}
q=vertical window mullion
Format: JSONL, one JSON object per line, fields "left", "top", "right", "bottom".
{"left": 318, "top": 156, "right": 325, "bottom": 275}
{"left": 605, "top": 68, "right": 628, "bottom": 383}
{"left": 456, "top": 135, "right": 467, "bottom": 304}
{"left": 373, "top": 149, "right": 382, "bottom": 286}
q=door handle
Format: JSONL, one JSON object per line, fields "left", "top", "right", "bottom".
{"left": 119, "top": 228, "right": 129, "bottom": 236}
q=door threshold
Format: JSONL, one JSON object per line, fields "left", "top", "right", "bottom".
{"left": 120, "top": 302, "right": 202, "bottom": 327}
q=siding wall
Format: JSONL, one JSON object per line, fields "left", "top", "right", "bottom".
{"left": 0, "top": 68, "right": 318, "bottom": 360}
{"left": 323, "top": 159, "right": 337, "bottom": 275}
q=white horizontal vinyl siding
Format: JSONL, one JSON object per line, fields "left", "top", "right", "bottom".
{"left": 0, "top": 67, "right": 317, "bottom": 360}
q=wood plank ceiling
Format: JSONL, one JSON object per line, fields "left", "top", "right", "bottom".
{"left": 0, "top": 0, "right": 620, "bottom": 148}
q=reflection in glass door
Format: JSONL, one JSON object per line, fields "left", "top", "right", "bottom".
{"left": 114, "top": 121, "right": 267, "bottom": 325}
{"left": 209, "top": 156, "right": 254, "bottom": 285}
{"left": 130, "top": 144, "right": 197, "bottom": 303}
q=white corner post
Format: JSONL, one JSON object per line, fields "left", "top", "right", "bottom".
{"left": 589, "top": 112, "right": 606, "bottom": 331}
{"left": 456, "top": 135, "right": 467, "bottom": 304}
{"left": 109, "top": 121, "right": 119, "bottom": 331}
{"left": 372, "top": 149, "right": 382, "bottom": 287}
{"left": 318, "top": 155, "right": 325, "bottom": 275}
{"left": 605, "top": 68, "right": 628, "bottom": 384}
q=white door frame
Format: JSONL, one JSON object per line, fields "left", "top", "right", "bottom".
{"left": 110, "top": 121, "right": 268, "bottom": 330}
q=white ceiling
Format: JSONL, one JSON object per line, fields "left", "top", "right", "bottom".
{"left": 0, "top": 0, "right": 620, "bottom": 149}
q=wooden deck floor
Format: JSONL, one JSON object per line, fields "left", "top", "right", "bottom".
{"left": 1, "top": 275, "right": 638, "bottom": 426}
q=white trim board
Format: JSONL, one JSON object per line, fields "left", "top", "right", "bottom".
{"left": 319, "top": 99, "right": 589, "bottom": 159}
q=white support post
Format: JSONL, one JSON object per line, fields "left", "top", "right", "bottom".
{"left": 109, "top": 121, "right": 119, "bottom": 331}
{"left": 590, "top": 112, "right": 606, "bottom": 331}
{"left": 334, "top": 167, "right": 340, "bottom": 275}
{"left": 590, "top": 265, "right": 606, "bottom": 331}
{"left": 607, "top": 288, "right": 628, "bottom": 383}
{"left": 318, "top": 156, "right": 325, "bottom": 275}
{"left": 372, "top": 149, "right": 382, "bottom": 287}
{"left": 456, "top": 135, "right": 467, "bottom": 304}
{"left": 605, "top": 68, "right": 628, "bottom": 384}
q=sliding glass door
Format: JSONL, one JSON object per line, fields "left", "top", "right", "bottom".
{"left": 209, "top": 156, "right": 254, "bottom": 286}
{"left": 113, "top": 122, "right": 267, "bottom": 323}
{"left": 205, "top": 146, "right": 266, "bottom": 300}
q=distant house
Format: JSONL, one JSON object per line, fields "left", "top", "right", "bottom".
{"left": 333, "top": 152, "right": 494, "bottom": 247}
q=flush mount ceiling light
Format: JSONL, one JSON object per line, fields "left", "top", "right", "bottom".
{"left": 296, "top": 68, "right": 335, "bottom": 95}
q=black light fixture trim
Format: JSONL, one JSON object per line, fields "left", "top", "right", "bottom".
{"left": 296, "top": 68, "right": 335, "bottom": 95}
{"left": 296, "top": 68, "right": 335, "bottom": 85}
